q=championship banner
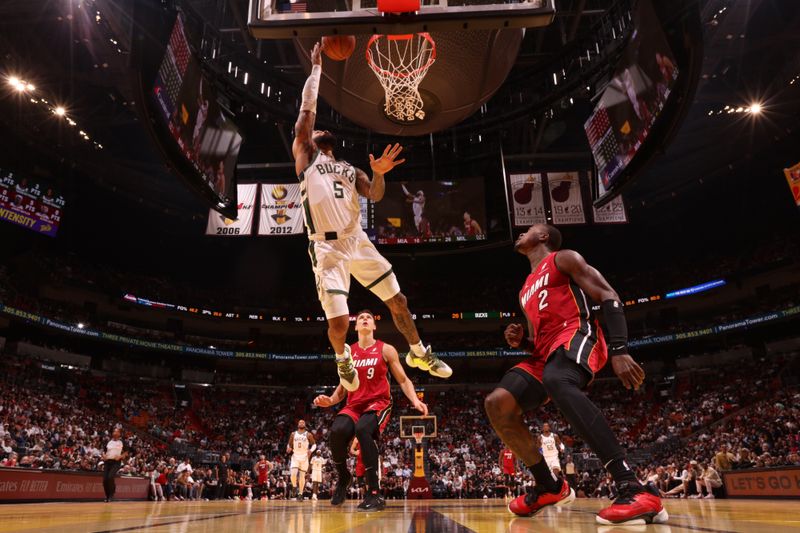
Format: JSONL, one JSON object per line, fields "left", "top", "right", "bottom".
{"left": 547, "top": 172, "right": 586, "bottom": 225}
{"left": 508, "top": 174, "right": 547, "bottom": 227}
{"left": 784, "top": 162, "right": 800, "bottom": 207}
{"left": 258, "top": 183, "right": 305, "bottom": 236}
{"left": 205, "top": 183, "right": 257, "bottom": 236}
{"left": 592, "top": 194, "right": 628, "bottom": 224}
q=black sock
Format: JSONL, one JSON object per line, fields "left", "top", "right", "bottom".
{"left": 605, "top": 458, "right": 639, "bottom": 485}
{"left": 529, "top": 459, "right": 559, "bottom": 492}
{"left": 355, "top": 413, "right": 381, "bottom": 495}
{"left": 333, "top": 460, "right": 350, "bottom": 482}
{"left": 542, "top": 354, "right": 640, "bottom": 489}
{"left": 365, "top": 468, "right": 380, "bottom": 495}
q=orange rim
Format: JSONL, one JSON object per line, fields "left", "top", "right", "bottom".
{"left": 365, "top": 32, "right": 437, "bottom": 79}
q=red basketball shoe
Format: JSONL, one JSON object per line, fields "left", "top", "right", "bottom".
{"left": 596, "top": 481, "right": 669, "bottom": 525}
{"left": 508, "top": 478, "right": 575, "bottom": 517}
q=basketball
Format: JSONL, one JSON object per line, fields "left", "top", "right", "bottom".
{"left": 321, "top": 35, "right": 356, "bottom": 61}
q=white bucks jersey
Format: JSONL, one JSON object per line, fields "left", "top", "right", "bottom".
{"left": 300, "top": 151, "right": 360, "bottom": 236}
{"left": 311, "top": 456, "right": 325, "bottom": 474}
{"left": 293, "top": 431, "right": 310, "bottom": 458}
{"left": 541, "top": 434, "right": 558, "bottom": 458}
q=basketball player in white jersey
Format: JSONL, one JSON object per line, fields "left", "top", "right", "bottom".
{"left": 287, "top": 420, "right": 316, "bottom": 501}
{"left": 293, "top": 43, "right": 452, "bottom": 392}
{"left": 310, "top": 452, "right": 325, "bottom": 501}
{"left": 401, "top": 185, "right": 426, "bottom": 232}
{"left": 539, "top": 423, "right": 564, "bottom": 474}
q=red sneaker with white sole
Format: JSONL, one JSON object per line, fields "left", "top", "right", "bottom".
{"left": 596, "top": 481, "right": 669, "bottom": 525}
{"left": 508, "top": 478, "right": 575, "bottom": 517}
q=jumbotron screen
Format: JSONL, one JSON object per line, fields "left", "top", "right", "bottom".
{"left": 152, "top": 15, "right": 242, "bottom": 207}
{"left": 370, "top": 179, "right": 487, "bottom": 245}
{"left": 584, "top": 0, "right": 679, "bottom": 198}
{"left": 0, "top": 169, "right": 65, "bottom": 238}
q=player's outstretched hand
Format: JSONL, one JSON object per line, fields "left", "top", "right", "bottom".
{"left": 369, "top": 143, "right": 406, "bottom": 175}
{"left": 313, "top": 394, "right": 333, "bottom": 407}
{"left": 311, "top": 42, "right": 322, "bottom": 66}
{"left": 611, "top": 354, "right": 645, "bottom": 391}
{"left": 504, "top": 323, "right": 524, "bottom": 348}
{"left": 413, "top": 399, "right": 429, "bottom": 416}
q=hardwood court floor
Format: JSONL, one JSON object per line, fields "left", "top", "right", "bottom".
{"left": 1, "top": 498, "right": 799, "bottom": 533}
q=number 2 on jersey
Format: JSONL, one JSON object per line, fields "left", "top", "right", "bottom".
{"left": 538, "top": 289, "right": 549, "bottom": 311}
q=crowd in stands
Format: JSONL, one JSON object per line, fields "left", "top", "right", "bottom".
{"left": 2, "top": 347, "right": 798, "bottom": 502}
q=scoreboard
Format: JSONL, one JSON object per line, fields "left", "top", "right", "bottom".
{"left": 0, "top": 169, "right": 65, "bottom": 237}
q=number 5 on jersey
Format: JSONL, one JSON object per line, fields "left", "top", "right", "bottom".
{"left": 333, "top": 181, "right": 344, "bottom": 199}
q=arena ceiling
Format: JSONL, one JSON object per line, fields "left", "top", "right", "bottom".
{"left": 0, "top": 0, "right": 798, "bottom": 222}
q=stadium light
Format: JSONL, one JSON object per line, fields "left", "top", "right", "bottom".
{"left": 7, "top": 76, "right": 36, "bottom": 93}
{"left": 748, "top": 102, "right": 763, "bottom": 115}
{"left": 77, "top": 322, "right": 85, "bottom": 329}
{"left": 54, "top": 106, "right": 66, "bottom": 116}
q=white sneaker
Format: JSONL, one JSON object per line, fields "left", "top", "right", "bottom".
{"left": 336, "top": 344, "right": 360, "bottom": 392}
{"left": 312, "top": 494, "right": 318, "bottom": 501}
{"left": 704, "top": 494, "right": 715, "bottom": 499}
{"left": 405, "top": 345, "right": 452, "bottom": 378}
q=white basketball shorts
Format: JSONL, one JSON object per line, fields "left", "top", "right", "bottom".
{"left": 291, "top": 456, "right": 309, "bottom": 472}
{"left": 307, "top": 230, "right": 401, "bottom": 319}
{"left": 545, "top": 455, "right": 561, "bottom": 472}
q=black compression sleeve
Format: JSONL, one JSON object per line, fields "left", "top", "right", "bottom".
{"left": 601, "top": 300, "right": 628, "bottom": 356}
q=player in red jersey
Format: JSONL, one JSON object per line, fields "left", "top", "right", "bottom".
{"left": 500, "top": 447, "right": 517, "bottom": 498}
{"left": 463, "top": 211, "right": 482, "bottom": 236}
{"left": 253, "top": 455, "right": 272, "bottom": 500}
{"left": 314, "top": 309, "right": 428, "bottom": 512}
{"left": 351, "top": 439, "right": 367, "bottom": 499}
{"left": 484, "top": 224, "right": 667, "bottom": 526}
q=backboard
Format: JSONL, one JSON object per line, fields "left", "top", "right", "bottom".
{"left": 248, "top": 0, "right": 555, "bottom": 39}
{"left": 400, "top": 415, "right": 437, "bottom": 439}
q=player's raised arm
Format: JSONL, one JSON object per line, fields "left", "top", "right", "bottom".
{"left": 286, "top": 432, "right": 294, "bottom": 455}
{"left": 554, "top": 249, "right": 645, "bottom": 391}
{"left": 293, "top": 42, "right": 322, "bottom": 175}
{"left": 355, "top": 143, "right": 405, "bottom": 202}
{"left": 384, "top": 342, "right": 428, "bottom": 415}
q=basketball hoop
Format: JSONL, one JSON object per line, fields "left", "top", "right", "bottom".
{"left": 366, "top": 33, "right": 436, "bottom": 123}
{"left": 412, "top": 426, "right": 425, "bottom": 445}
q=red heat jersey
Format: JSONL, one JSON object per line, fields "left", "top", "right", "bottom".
{"left": 502, "top": 449, "right": 516, "bottom": 474}
{"left": 519, "top": 251, "right": 607, "bottom": 368}
{"left": 354, "top": 442, "right": 366, "bottom": 476}
{"left": 256, "top": 461, "right": 269, "bottom": 483}
{"left": 346, "top": 340, "right": 391, "bottom": 406}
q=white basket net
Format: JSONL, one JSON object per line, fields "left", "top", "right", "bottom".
{"left": 366, "top": 33, "right": 436, "bottom": 122}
